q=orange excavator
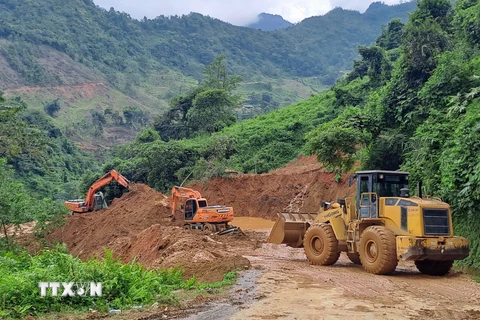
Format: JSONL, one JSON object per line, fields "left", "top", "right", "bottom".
{"left": 64, "top": 170, "right": 130, "bottom": 214}
{"left": 170, "top": 186, "right": 236, "bottom": 233}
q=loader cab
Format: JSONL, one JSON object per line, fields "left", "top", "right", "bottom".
{"left": 354, "top": 170, "right": 409, "bottom": 219}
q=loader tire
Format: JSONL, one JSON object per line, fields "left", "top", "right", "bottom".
{"left": 347, "top": 252, "right": 361, "bottom": 265}
{"left": 303, "top": 223, "right": 340, "bottom": 266}
{"left": 415, "top": 260, "right": 453, "bottom": 276}
{"left": 359, "top": 226, "right": 397, "bottom": 275}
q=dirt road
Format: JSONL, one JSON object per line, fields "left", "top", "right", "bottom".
{"left": 187, "top": 225, "right": 480, "bottom": 320}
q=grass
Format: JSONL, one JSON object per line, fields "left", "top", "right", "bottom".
{"left": 0, "top": 245, "right": 239, "bottom": 319}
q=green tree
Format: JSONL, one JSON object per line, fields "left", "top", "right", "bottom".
{"left": 154, "top": 55, "right": 243, "bottom": 139}
{"left": 43, "top": 99, "right": 61, "bottom": 117}
{"left": 202, "top": 54, "right": 243, "bottom": 92}
{"left": 376, "top": 18, "right": 405, "bottom": 50}
{"left": 0, "top": 159, "right": 30, "bottom": 246}
{"left": 306, "top": 125, "right": 370, "bottom": 174}
{"left": 187, "top": 89, "right": 237, "bottom": 134}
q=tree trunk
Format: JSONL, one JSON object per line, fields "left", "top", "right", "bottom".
{"left": 2, "top": 222, "right": 10, "bottom": 249}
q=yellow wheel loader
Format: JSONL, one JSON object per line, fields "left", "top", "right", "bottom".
{"left": 268, "top": 170, "right": 469, "bottom": 275}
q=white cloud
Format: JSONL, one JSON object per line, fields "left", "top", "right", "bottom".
{"left": 93, "top": 0, "right": 404, "bottom": 25}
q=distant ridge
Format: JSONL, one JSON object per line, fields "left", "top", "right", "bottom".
{"left": 247, "top": 13, "right": 293, "bottom": 31}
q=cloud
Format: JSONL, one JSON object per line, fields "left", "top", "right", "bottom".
{"left": 93, "top": 0, "right": 404, "bottom": 25}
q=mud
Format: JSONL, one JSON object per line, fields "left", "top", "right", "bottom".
{"left": 185, "top": 229, "right": 480, "bottom": 320}
{"left": 46, "top": 184, "right": 254, "bottom": 283}
{"left": 231, "top": 217, "right": 275, "bottom": 230}
{"left": 181, "top": 270, "right": 262, "bottom": 320}
{"left": 188, "top": 156, "right": 355, "bottom": 220}
{"left": 40, "top": 155, "right": 480, "bottom": 319}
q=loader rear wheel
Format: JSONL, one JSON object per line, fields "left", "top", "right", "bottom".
{"left": 303, "top": 223, "right": 340, "bottom": 266}
{"left": 202, "top": 223, "right": 217, "bottom": 233}
{"left": 415, "top": 260, "right": 453, "bottom": 276}
{"left": 347, "top": 253, "right": 361, "bottom": 265}
{"left": 359, "top": 226, "right": 397, "bottom": 275}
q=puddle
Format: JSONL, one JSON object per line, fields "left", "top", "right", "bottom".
{"left": 180, "top": 269, "right": 262, "bottom": 320}
{"left": 231, "top": 217, "right": 275, "bottom": 230}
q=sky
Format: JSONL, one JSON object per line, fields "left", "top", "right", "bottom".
{"left": 92, "top": 0, "right": 405, "bottom": 26}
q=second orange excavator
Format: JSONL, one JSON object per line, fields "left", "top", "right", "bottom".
{"left": 170, "top": 186, "right": 235, "bottom": 233}
{"left": 64, "top": 169, "right": 130, "bottom": 214}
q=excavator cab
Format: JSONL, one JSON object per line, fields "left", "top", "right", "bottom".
{"left": 183, "top": 198, "right": 209, "bottom": 220}
{"left": 64, "top": 169, "right": 130, "bottom": 214}
{"left": 92, "top": 192, "right": 108, "bottom": 211}
{"left": 184, "top": 199, "right": 197, "bottom": 220}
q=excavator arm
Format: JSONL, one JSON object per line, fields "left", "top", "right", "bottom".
{"left": 84, "top": 170, "right": 130, "bottom": 209}
{"left": 65, "top": 170, "right": 130, "bottom": 213}
{"left": 169, "top": 186, "right": 204, "bottom": 216}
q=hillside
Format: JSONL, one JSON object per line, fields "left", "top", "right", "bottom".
{"left": 0, "top": 0, "right": 415, "bottom": 149}
{"left": 108, "top": 0, "right": 480, "bottom": 269}
{"left": 247, "top": 13, "right": 293, "bottom": 31}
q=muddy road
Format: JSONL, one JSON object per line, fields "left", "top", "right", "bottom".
{"left": 186, "top": 221, "right": 480, "bottom": 320}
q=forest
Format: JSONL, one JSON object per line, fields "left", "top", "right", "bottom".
{"left": 1, "top": 0, "right": 479, "bottom": 264}
{"left": 0, "top": 0, "right": 417, "bottom": 154}
{"left": 98, "top": 0, "right": 480, "bottom": 269}
{"left": 1, "top": 0, "right": 480, "bottom": 317}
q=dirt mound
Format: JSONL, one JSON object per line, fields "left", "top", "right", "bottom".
{"left": 46, "top": 157, "right": 355, "bottom": 282}
{"left": 47, "top": 184, "right": 253, "bottom": 283}
{"left": 110, "top": 224, "right": 251, "bottom": 282}
{"left": 188, "top": 156, "right": 355, "bottom": 220}
{"left": 47, "top": 184, "right": 173, "bottom": 259}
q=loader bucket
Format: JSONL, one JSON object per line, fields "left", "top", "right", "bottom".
{"left": 267, "top": 212, "right": 319, "bottom": 248}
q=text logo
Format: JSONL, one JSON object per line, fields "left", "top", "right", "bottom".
{"left": 39, "top": 282, "right": 102, "bottom": 297}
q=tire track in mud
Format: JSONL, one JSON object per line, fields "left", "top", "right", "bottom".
{"left": 185, "top": 229, "right": 480, "bottom": 320}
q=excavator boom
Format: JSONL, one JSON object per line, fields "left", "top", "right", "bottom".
{"left": 170, "top": 186, "right": 204, "bottom": 217}
{"left": 64, "top": 170, "right": 130, "bottom": 213}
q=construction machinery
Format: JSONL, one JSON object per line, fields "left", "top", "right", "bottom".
{"left": 268, "top": 170, "right": 469, "bottom": 276}
{"left": 64, "top": 170, "right": 130, "bottom": 214}
{"left": 170, "top": 186, "right": 235, "bottom": 233}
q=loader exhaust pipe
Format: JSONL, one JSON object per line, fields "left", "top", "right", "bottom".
{"left": 417, "top": 180, "right": 423, "bottom": 199}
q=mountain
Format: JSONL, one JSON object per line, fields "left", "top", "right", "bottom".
{"left": 0, "top": 0, "right": 416, "bottom": 150}
{"left": 108, "top": 0, "right": 480, "bottom": 268}
{"left": 247, "top": 13, "right": 293, "bottom": 31}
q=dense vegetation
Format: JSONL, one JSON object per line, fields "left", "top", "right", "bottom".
{"left": 0, "top": 246, "right": 236, "bottom": 318}
{"left": 0, "top": 0, "right": 416, "bottom": 151}
{"left": 0, "top": 94, "right": 94, "bottom": 199}
{"left": 0, "top": 0, "right": 415, "bottom": 86}
{"left": 108, "top": 0, "right": 480, "bottom": 269}
{"left": 2, "top": 0, "right": 480, "bottom": 316}
{"left": 247, "top": 13, "right": 293, "bottom": 31}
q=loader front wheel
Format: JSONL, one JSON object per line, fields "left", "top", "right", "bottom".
{"left": 359, "top": 226, "right": 397, "bottom": 275}
{"left": 347, "top": 252, "right": 361, "bottom": 265}
{"left": 303, "top": 223, "right": 340, "bottom": 266}
{"left": 415, "top": 260, "right": 453, "bottom": 276}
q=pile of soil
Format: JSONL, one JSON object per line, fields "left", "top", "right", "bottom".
{"left": 47, "top": 184, "right": 252, "bottom": 282}
{"left": 47, "top": 184, "right": 173, "bottom": 259}
{"left": 188, "top": 156, "right": 355, "bottom": 220}
{"left": 46, "top": 156, "right": 355, "bottom": 282}
{"left": 110, "top": 224, "right": 251, "bottom": 282}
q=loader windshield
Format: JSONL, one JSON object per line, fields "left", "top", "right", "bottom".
{"left": 373, "top": 174, "right": 408, "bottom": 197}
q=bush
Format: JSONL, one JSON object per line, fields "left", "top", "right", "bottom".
{"left": 0, "top": 246, "right": 237, "bottom": 318}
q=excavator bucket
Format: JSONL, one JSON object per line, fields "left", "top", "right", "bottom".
{"left": 267, "top": 212, "right": 320, "bottom": 248}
